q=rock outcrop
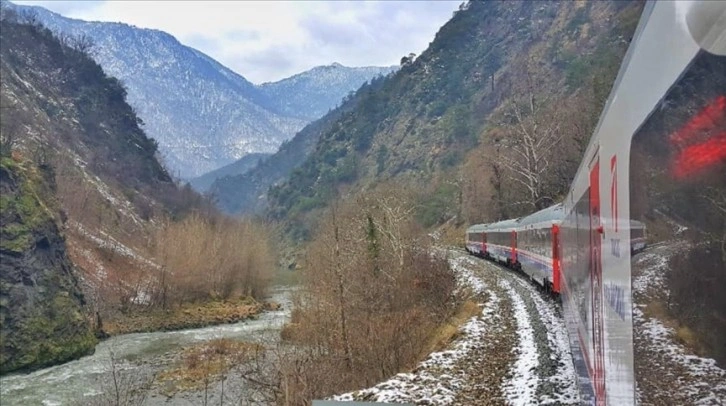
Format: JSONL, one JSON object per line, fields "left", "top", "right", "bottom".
{"left": 0, "top": 158, "right": 96, "bottom": 374}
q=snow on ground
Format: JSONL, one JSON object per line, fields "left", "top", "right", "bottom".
{"left": 631, "top": 241, "right": 685, "bottom": 296}
{"left": 512, "top": 277, "right": 579, "bottom": 405}
{"left": 449, "top": 254, "right": 489, "bottom": 296}
{"left": 70, "top": 220, "right": 159, "bottom": 269}
{"left": 333, "top": 254, "right": 499, "bottom": 405}
{"left": 634, "top": 306, "right": 726, "bottom": 405}
{"left": 632, "top": 242, "right": 726, "bottom": 405}
{"left": 68, "top": 148, "right": 143, "bottom": 226}
{"left": 334, "top": 250, "right": 580, "bottom": 405}
{"left": 500, "top": 278, "right": 538, "bottom": 405}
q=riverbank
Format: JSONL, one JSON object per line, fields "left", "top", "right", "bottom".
{"left": 0, "top": 287, "right": 292, "bottom": 406}
{"left": 102, "top": 296, "right": 281, "bottom": 336}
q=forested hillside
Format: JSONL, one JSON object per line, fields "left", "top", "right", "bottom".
{"left": 189, "top": 152, "right": 270, "bottom": 193}
{"left": 264, "top": 0, "right": 643, "bottom": 238}
{"left": 0, "top": 12, "right": 275, "bottom": 373}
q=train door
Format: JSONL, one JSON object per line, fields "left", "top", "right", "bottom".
{"left": 552, "top": 224, "right": 561, "bottom": 294}
{"left": 589, "top": 159, "right": 606, "bottom": 405}
{"left": 510, "top": 230, "right": 517, "bottom": 267}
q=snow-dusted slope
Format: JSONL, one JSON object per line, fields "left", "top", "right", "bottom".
{"left": 258, "top": 63, "right": 397, "bottom": 120}
{"left": 632, "top": 242, "right": 726, "bottom": 405}
{"left": 5, "top": 1, "right": 305, "bottom": 178}
{"left": 6, "top": 3, "right": 392, "bottom": 180}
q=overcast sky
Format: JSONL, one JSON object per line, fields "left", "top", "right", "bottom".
{"left": 13, "top": 1, "right": 461, "bottom": 83}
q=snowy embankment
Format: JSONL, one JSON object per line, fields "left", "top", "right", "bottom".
{"left": 500, "top": 278, "right": 538, "bottom": 404}
{"left": 334, "top": 250, "right": 579, "bottom": 405}
{"left": 633, "top": 242, "right": 726, "bottom": 405}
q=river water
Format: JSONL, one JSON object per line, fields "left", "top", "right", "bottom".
{"left": 0, "top": 286, "right": 292, "bottom": 406}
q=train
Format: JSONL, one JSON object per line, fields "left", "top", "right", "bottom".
{"left": 465, "top": 206, "right": 647, "bottom": 295}
{"left": 465, "top": 1, "right": 725, "bottom": 405}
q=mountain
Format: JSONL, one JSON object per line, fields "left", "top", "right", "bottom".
{"left": 189, "top": 152, "right": 269, "bottom": 193}
{"left": 258, "top": 63, "right": 397, "bottom": 120}
{"left": 1, "top": 2, "right": 398, "bottom": 179}
{"left": 207, "top": 87, "right": 367, "bottom": 215}
{"left": 256, "top": 0, "right": 643, "bottom": 238}
{"left": 190, "top": 63, "right": 397, "bottom": 192}
{"left": 2, "top": 1, "right": 307, "bottom": 178}
{"left": 0, "top": 11, "right": 208, "bottom": 372}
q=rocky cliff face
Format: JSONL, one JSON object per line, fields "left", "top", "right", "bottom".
{"left": 0, "top": 158, "right": 96, "bottom": 374}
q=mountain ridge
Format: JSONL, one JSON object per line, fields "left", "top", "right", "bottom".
{"left": 257, "top": 63, "right": 397, "bottom": 120}
{"left": 254, "top": 0, "right": 642, "bottom": 237}
{"left": 3, "top": 1, "right": 394, "bottom": 179}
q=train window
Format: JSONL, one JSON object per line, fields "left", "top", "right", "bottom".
{"left": 629, "top": 48, "right": 725, "bottom": 371}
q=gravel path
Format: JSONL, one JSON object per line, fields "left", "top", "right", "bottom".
{"left": 334, "top": 250, "right": 580, "bottom": 405}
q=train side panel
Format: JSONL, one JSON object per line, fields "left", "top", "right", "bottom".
{"left": 517, "top": 225, "right": 556, "bottom": 289}
{"left": 560, "top": 1, "right": 723, "bottom": 404}
{"left": 481, "top": 219, "right": 519, "bottom": 265}
{"left": 516, "top": 204, "right": 565, "bottom": 293}
{"left": 466, "top": 225, "right": 487, "bottom": 256}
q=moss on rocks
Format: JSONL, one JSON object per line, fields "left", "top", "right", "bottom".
{"left": 1, "top": 159, "right": 97, "bottom": 374}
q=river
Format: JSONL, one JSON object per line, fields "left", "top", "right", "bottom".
{"left": 0, "top": 286, "right": 293, "bottom": 406}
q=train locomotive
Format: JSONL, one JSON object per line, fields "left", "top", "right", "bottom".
{"left": 465, "top": 1, "right": 725, "bottom": 404}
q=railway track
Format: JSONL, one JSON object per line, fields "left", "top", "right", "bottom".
{"left": 334, "top": 249, "right": 580, "bottom": 405}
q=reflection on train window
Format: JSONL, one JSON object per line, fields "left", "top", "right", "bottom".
{"left": 629, "top": 50, "right": 725, "bottom": 363}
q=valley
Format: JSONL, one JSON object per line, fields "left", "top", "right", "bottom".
{"left": 1, "top": 0, "right": 725, "bottom": 405}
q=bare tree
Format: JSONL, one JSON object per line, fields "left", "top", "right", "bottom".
{"left": 495, "top": 86, "right": 564, "bottom": 211}
{"left": 330, "top": 204, "right": 354, "bottom": 371}
{"left": 0, "top": 102, "right": 21, "bottom": 157}
{"left": 71, "top": 33, "right": 96, "bottom": 55}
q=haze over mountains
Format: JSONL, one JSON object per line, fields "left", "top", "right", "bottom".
{"left": 5, "top": 1, "right": 395, "bottom": 179}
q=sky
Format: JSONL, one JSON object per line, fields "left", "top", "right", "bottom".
{"left": 13, "top": 1, "right": 462, "bottom": 83}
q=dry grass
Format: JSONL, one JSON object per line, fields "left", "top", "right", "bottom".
{"left": 424, "top": 299, "right": 482, "bottom": 355}
{"left": 150, "top": 214, "right": 274, "bottom": 307}
{"left": 102, "top": 297, "right": 262, "bottom": 335}
{"left": 156, "top": 339, "right": 262, "bottom": 395}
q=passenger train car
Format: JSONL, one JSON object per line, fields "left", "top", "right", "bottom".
{"left": 466, "top": 2, "right": 725, "bottom": 404}
{"left": 466, "top": 202, "right": 635, "bottom": 297}
{"left": 483, "top": 219, "right": 518, "bottom": 265}
{"left": 464, "top": 223, "right": 486, "bottom": 257}
{"left": 516, "top": 204, "right": 565, "bottom": 294}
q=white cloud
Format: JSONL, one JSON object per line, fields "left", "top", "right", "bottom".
{"left": 13, "top": 0, "right": 461, "bottom": 83}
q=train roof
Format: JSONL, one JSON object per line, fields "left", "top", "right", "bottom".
{"left": 482, "top": 218, "right": 520, "bottom": 232}
{"left": 466, "top": 224, "right": 487, "bottom": 233}
{"left": 517, "top": 203, "right": 565, "bottom": 228}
